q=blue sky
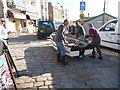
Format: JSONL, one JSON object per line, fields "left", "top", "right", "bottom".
{"left": 48, "top": 0, "right": 119, "bottom": 20}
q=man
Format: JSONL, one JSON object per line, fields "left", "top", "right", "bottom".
{"left": 0, "top": 19, "right": 8, "bottom": 44}
{"left": 69, "top": 25, "right": 75, "bottom": 35}
{"left": 55, "top": 20, "right": 69, "bottom": 65}
{"left": 88, "top": 23, "right": 103, "bottom": 60}
{"left": 75, "top": 22, "right": 85, "bottom": 40}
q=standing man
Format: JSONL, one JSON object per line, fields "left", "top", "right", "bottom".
{"left": 75, "top": 22, "right": 85, "bottom": 40}
{"left": 0, "top": 19, "right": 8, "bottom": 44}
{"left": 69, "top": 25, "right": 75, "bottom": 35}
{"left": 88, "top": 23, "right": 103, "bottom": 60}
{"left": 55, "top": 20, "right": 69, "bottom": 65}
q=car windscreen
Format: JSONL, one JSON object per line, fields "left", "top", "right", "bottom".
{"left": 38, "top": 21, "right": 54, "bottom": 29}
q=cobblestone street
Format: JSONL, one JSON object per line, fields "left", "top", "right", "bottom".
{"left": 8, "top": 33, "right": 119, "bottom": 89}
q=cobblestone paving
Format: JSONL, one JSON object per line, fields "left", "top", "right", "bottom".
{"left": 8, "top": 33, "right": 119, "bottom": 89}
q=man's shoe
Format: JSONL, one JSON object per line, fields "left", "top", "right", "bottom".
{"left": 98, "top": 57, "right": 103, "bottom": 60}
{"left": 89, "top": 55, "right": 96, "bottom": 58}
{"left": 63, "top": 62, "right": 69, "bottom": 65}
{"left": 62, "top": 56, "right": 69, "bottom": 65}
{"left": 57, "top": 53, "right": 61, "bottom": 63}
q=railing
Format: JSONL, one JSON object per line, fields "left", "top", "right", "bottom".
{"left": 11, "top": 0, "right": 37, "bottom": 13}
{"left": 13, "top": 0, "right": 25, "bottom": 9}
{"left": 25, "top": 4, "right": 36, "bottom": 13}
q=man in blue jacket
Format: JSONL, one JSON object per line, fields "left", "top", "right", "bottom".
{"left": 55, "top": 20, "right": 69, "bottom": 65}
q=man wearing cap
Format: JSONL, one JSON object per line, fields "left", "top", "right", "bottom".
{"left": 75, "top": 22, "right": 85, "bottom": 40}
{"left": 55, "top": 20, "right": 69, "bottom": 65}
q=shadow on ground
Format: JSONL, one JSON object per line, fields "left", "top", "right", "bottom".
{"left": 9, "top": 34, "right": 48, "bottom": 44}
{"left": 16, "top": 46, "right": 119, "bottom": 88}
{"left": 9, "top": 34, "right": 119, "bottom": 88}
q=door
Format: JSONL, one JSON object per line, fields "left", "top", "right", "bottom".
{"left": 99, "top": 20, "right": 118, "bottom": 44}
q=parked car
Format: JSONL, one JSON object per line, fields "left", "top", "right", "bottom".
{"left": 37, "top": 20, "right": 63, "bottom": 39}
{"left": 98, "top": 19, "right": 120, "bottom": 50}
{"left": 37, "top": 20, "right": 55, "bottom": 39}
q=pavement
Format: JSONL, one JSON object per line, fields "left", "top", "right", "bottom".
{"left": 7, "top": 33, "right": 119, "bottom": 89}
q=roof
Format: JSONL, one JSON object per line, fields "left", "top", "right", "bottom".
{"left": 84, "top": 13, "right": 117, "bottom": 23}
{"left": 75, "top": 13, "right": 117, "bottom": 23}
{"left": 82, "top": 17, "right": 94, "bottom": 22}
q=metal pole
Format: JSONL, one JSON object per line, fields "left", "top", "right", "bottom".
{"left": 80, "top": 0, "right": 84, "bottom": 26}
{"left": 104, "top": 0, "right": 106, "bottom": 13}
{"left": 103, "top": 0, "right": 106, "bottom": 24}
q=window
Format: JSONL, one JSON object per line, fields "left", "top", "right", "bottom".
{"left": 103, "top": 20, "right": 117, "bottom": 31}
{"left": 33, "top": 20, "right": 36, "bottom": 26}
{"left": 24, "top": 21, "right": 26, "bottom": 27}
{"left": 41, "top": 5, "right": 44, "bottom": 9}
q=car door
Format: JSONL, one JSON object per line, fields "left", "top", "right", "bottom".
{"left": 99, "top": 20, "right": 118, "bottom": 44}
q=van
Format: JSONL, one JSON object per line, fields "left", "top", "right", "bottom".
{"left": 98, "top": 19, "right": 120, "bottom": 50}
{"left": 37, "top": 20, "right": 63, "bottom": 39}
{"left": 37, "top": 20, "right": 55, "bottom": 39}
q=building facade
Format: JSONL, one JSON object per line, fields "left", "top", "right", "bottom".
{"left": 0, "top": 0, "right": 68, "bottom": 33}
{"left": 81, "top": 13, "right": 117, "bottom": 35}
{"left": 6, "top": 0, "right": 41, "bottom": 33}
{"left": 0, "top": 0, "right": 44, "bottom": 33}
{"left": 48, "top": 2, "right": 68, "bottom": 21}
{"left": 40, "top": 0, "right": 48, "bottom": 20}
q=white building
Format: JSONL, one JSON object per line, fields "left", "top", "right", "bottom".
{"left": 48, "top": 2, "right": 69, "bottom": 21}
{"left": 1, "top": 0, "right": 42, "bottom": 33}
{"left": 40, "top": 0, "right": 48, "bottom": 20}
{"left": 1, "top": 0, "right": 69, "bottom": 33}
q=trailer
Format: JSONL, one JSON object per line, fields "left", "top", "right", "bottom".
{"left": 50, "top": 32, "right": 94, "bottom": 58}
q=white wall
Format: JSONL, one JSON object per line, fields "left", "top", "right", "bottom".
{"left": 7, "top": 19, "right": 16, "bottom": 32}
{"left": 36, "top": 0, "right": 41, "bottom": 19}
{"left": 40, "top": 0, "right": 48, "bottom": 20}
{"left": 26, "top": 20, "right": 34, "bottom": 33}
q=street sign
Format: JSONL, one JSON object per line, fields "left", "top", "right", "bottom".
{"left": 80, "top": 2, "right": 86, "bottom": 11}
{"left": 80, "top": 13, "right": 84, "bottom": 19}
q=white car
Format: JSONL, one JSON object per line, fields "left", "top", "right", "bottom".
{"left": 98, "top": 19, "right": 120, "bottom": 50}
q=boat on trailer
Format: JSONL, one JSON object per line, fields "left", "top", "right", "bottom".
{"left": 50, "top": 32, "right": 94, "bottom": 58}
